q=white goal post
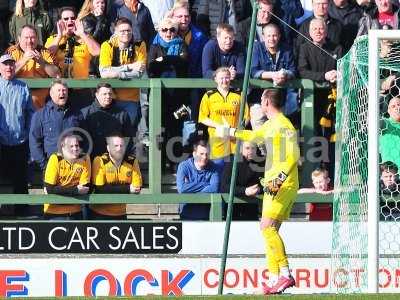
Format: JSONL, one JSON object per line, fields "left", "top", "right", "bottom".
{"left": 368, "top": 29, "right": 400, "bottom": 293}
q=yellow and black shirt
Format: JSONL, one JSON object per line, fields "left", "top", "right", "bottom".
{"left": 44, "top": 153, "right": 91, "bottom": 215}
{"left": 198, "top": 89, "right": 249, "bottom": 159}
{"left": 45, "top": 34, "right": 92, "bottom": 78}
{"left": 99, "top": 36, "right": 147, "bottom": 102}
{"left": 7, "top": 44, "right": 58, "bottom": 109}
{"left": 91, "top": 153, "right": 142, "bottom": 216}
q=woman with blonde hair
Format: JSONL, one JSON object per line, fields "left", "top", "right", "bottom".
{"left": 77, "top": 0, "right": 110, "bottom": 44}
{"left": 77, "top": 0, "right": 110, "bottom": 77}
{"left": 9, "top": 0, "right": 52, "bottom": 46}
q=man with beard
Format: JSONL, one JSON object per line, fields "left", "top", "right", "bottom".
{"left": 43, "top": 133, "right": 90, "bottom": 220}
{"left": 90, "top": 134, "right": 142, "bottom": 220}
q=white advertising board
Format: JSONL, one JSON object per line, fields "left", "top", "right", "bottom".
{"left": 1, "top": 258, "right": 400, "bottom": 296}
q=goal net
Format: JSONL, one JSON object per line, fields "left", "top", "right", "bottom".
{"left": 331, "top": 32, "right": 400, "bottom": 293}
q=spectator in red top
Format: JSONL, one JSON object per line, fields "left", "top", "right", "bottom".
{"left": 357, "top": 0, "right": 400, "bottom": 36}
{"left": 298, "top": 168, "right": 333, "bottom": 221}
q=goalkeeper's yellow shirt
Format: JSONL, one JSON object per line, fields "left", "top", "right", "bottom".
{"left": 198, "top": 89, "right": 249, "bottom": 159}
{"left": 235, "top": 112, "right": 299, "bottom": 190}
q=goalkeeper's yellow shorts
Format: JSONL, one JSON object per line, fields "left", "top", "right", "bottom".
{"left": 262, "top": 188, "right": 297, "bottom": 221}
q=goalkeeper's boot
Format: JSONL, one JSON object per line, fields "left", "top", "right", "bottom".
{"left": 269, "top": 275, "right": 295, "bottom": 294}
{"left": 261, "top": 282, "right": 275, "bottom": 295}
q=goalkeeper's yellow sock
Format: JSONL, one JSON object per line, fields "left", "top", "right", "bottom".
{"left": 262, "top": 226, "right": 289, "bottom": 275}
{"left": 265, "top": 238, "right": 279, "bottom": 276}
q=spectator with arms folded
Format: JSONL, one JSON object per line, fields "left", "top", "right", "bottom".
{"left": 43, "top": 133, "right": 90, "bottom": 220}
{"left": 90, "top": 133, "right": 142, "bottom": 220}
{"left": 99, "top": 17, "right": 146, "bottom": 134}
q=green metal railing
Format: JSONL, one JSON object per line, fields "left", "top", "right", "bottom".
{"left": 0, "top": 77, "right": 320, "bottom": 221}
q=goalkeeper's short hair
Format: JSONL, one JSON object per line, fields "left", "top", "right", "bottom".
{"left": 262, "top": 89, "right": 285, "bottom": 108}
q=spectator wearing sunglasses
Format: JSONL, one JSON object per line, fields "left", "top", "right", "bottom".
{"left": 45, "top": 6, "right": 100, "bottom": 79}
{"left": 148, "top": 17, "right": 188, "bottom": 171}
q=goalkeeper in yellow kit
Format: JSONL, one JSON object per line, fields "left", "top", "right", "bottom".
{"left": 217, "top": 89, "right": 299, "bottom": 294}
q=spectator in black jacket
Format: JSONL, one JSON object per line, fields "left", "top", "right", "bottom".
{"left": 328, "top": 0, "right": 362, "bottom": 52}
{"left": 202, "top": 23, "right": 245, "bottom": 79}
{"left": 298, "top": 18, "right": 342, "bottom": 83}
{"left": 77, "top": 0, "right": 111, "bottom": 76}
{"left": 109, "top": 0, "right": 156, "bottom": 50}
{"left": 81, "top": 83, "right": 133, "bottom": 158}
{"left": 295, "top": 0, "right": 342, "bottom": 57}
{"left": 220, "top": 141, "right": 264, "bottom": 220}
{"left": 30, "top": 79, "right": 84, "bottom": 171}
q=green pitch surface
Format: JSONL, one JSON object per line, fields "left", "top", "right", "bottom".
{"left": 3, "top": 295, "right": 400, "bottom": 300}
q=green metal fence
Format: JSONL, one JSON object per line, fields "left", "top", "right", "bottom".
{"left": 0, "top": 78, "right": 324, "bottom": 221}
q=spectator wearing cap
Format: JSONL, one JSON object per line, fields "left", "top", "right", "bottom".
{"left": 109, "top": 0, "right": 156, "bottom": 49}
{"left": 29, "top": 79, "right": 84, "bottom": 171}
{"left": 295, "top": 0, "right": 342, "bottom": 57}
{"left": 202, "top": 23, "right": 245, "bottom": 80}
{"left": 0, "top": 54, "right": 34, "bottom": 211}
{"left": 7, "top": 25, "right": 60, "bottom": 110}
{"left": 357, "top": 0, "right": 400, "bottom": 37}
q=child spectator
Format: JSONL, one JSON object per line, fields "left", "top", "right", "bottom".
{"left": 298, "top": 167, "right": 333, "bottom": 221}
{"left": 380, "top": 161, "right": 400, "bottom": 221}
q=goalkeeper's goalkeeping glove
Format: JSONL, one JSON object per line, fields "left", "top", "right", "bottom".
{"left": 261, "top": 171, "right": 288, "bottom": 196}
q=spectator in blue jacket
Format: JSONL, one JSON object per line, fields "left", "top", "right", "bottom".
{"left": 171, "top": 1, "right": 209, "bottom": 128}
{"left": 0, "top": 54, "right": 34, "bottom": 195}
{"left": 109, "top": 0, "right": 156, "bottom": 49}
{"left": 29, "top": 79, "right": 83, "bottom": 171}
{"left": 270, "top": 0, "right": 304, "bottom": 46}
{"left": 171, "top": 2, "right": 208, "bottom": 78}
{"left": 202, "top": 23, "right": 245, "bottom": 80}
{"left": 177, "top": 140, "right": 220, "bottom": 220}
{"left": 250, "top": 23, "right": 297, "bottom": 126}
